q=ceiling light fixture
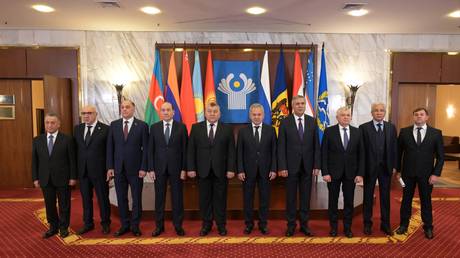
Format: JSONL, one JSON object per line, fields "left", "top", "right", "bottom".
{"left": 32, "top": 4, "right": 55, "bottom": 13}
{"left": 347, "top": 9, "right": 369, "bottom": 17}
{"left": 246, "top": 6, "right": 266, "bottom": 15}
{"left": 141, "top": 6, "right": 161, "bottom": 15}
{"left": 448, "top": 10, "right": 460, "bottom": 18}
{"left": 448, "top": 52, "right": 459, "bottom": 55}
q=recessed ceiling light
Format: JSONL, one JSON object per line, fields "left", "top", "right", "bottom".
{"left": 448, "top": 10, "right": 460, "bottom": 18}
{"left": 141, "top": 6, "right": 161, "bottom": 15}
{"left": 448, "top": 52, "right": 459, "bottom": 55}
{"left": 347, "top": 8, "right": 369, "bottom": 17}
{"left": 243, "top": 48, "right": 253, "bottom": 52}
{"left": 174, "top": 48, "right": 184, "bottom": 52}
{"left": 32, "top": 4, "right": 55, "bottom": 13}
{"left": 246, "top": 6, "right": 266, "bottom": 15}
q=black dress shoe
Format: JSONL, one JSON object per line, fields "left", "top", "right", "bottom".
{"left": 59, "top": 229, "right": 69, "bottom": 238}
{"left": 396, "top": 226, "right": 408, "bottom": 235}
{"left": 218, "top": 227, "right": 227, "bottom": 236}
{"left": 42, "top": 228, "right": 58, "bottom": 239}
{"left": 102, "top": 225, "right": 110, "bottom": 235}
{"left": 344, "top": 230, "right": 353, "bottom": 238}
{"left": 132, "top": 227, "right": 142, "bottom": 237}
{"left": 363, "top": 225, "right": 372, "bottom": 235}
{"left": 199, "top": 227, "right": 211, "bottom": 236}
{"left": 380, "top": 226, "right": 394, "bottom": 236}
{"left": 259, "top": 226, "right": 269, "bottom": 235}
{"left": 76, "top": 225, "right": 94, "bottom": 235}
{"left": 114, "top": 227, "right": 130, "bottom": 237}
{"left": 424, "top": 229, "right": 434, "bottom": 239}
{"left": 175, "top": 227, "right": 185, "bottom": 236}
{"left": 300, "top": 226, "right": 313, "bottom": 237}
{"left": 152, "top": 227, "right": 164, "bottom": 237}
{"left": 243, "top": 226, "right": 253, "bottom": 235}
{"left": 285, "top": 227, "right": 295, "bottom": 237}
{"left": 329, "top": 228, "right": 338, "bottom": 237}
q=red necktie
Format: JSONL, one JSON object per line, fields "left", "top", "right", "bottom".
{"left": 123, "top": 121, "right": 129, "bottom": 140}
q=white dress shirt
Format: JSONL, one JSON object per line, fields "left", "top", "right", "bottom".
{"left": 294, "top": 114, "right": 305, "bottom": 131}
{"left": 206, "top": 121, "right": 218, "bottom": 137}
{"left": 338, "top": 124, "right": 350, "bottom": 145}
{"left": 163, "top": 120, "right": 173, "bottom": 134}
{"left": 252, "top": 123, "right": 262, "bottom": 142}
{"left": 373, "top": 120, "right": 384, "bottom": 132}
{"left": 84, "top": 120, "right": 98, "bottom": 139}
{"left": 123, "top": 117, "right": 134, "bottom": 133}
{"left": 46, "top": 131, "right": 58, "bottom": 144}
{"left": 413, "top": 124, "right": 427, "bottom": 143}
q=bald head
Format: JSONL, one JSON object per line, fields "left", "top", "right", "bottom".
{"left": 81, "top": 105, "right": 98, "bottom": 124}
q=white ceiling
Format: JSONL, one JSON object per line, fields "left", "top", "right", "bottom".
{"left": 0, "top": 0, "right": 460, "bottom": 33}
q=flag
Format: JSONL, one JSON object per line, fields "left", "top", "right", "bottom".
{"left": 271, "top": 49, "right": 289, "bottom": 133}
{"left": 292, "top": 49, "right": 304, "bottom": 98}
{"left": 165, "top": 51, "right": 182, "bottom": 121}
{"left": 214, "top": 60, "right": 259, "bottom": 123}
{"left": 192, "top": 50, "right": 204, "bottom": 122}
{"left": 180, "top": 50, "right": 196, "bottom": 133}
{"left": 316, "top": 44, "right": 330, "bottom": 144}
{"left": 259, "top": 50, "right": 272, "bottom": 125}
{"left": 204, "top": 50, "right": 216, "bottom": 105}
{"left": 144, "top": 48, "right": 164, "bottom": 126}
{"left": 305, "top": 48, "right": 315, "bottom": 116}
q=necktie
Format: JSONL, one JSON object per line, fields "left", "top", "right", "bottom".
{"left": 123, "top": 121, "right": 129, "bottom": 141}
{"left": 84, "top": 125, "right": 92, "bottom": 146}
{"left": 416, "top": 127, "right": 422, "bottom": 145}
{"left": 254, "top": 126, "right": 260, "bottom": 145}
{"left": 377, "top": 123, "right": 383, "bottom": 133}
{"left": 209, "top": 123, "right": 215, "bottom": 144}
{"left": 343, "top": 128, "right": 349, "bottom": 149}
{"left": 48, "top": 135, "right": 54, "bottom": 156}
{"left": 164, "top": 123, "right": 170, "bottom": 144}
{"left": 298, "top": 118, "right": 304, "bottom": 140}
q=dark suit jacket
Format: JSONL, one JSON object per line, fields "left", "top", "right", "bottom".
{"left": 148, "top": 120, "right": 187, "bottom": 176}
{"left": 321, "top": 124, "right": 365, "bottom": 180}
{"left": 397, "top": 125, "right": 444, "bottom": 178}
{"left": 359, "top": 120, "right": 397, "bottom": 177}
{"left": 237, "top": 124, "right": 277, "bottom": 177}
{"left": 106, "top": 118, "right": 149, "bottom": 175}
{"left": 32, "top": 132, "right": 77, "bottom": 187}
{"left": 277, "top": 114, "right": 320, "bottom": 173}
{"left": 74, "top": 121, "right": 109, "bottom": 179}
{"left": 187, "top": 121, "right": 236, "bottom": 178}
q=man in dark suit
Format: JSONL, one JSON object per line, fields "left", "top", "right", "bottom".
{"left": 187, "top": 102, "right": 236, "bottom": 236}
{"left": 106, "top": 100, "right": 149, "bottom": 237}
{"left": 396, "top": 107, "right": 444, "bottom": 239}
{"left": 278, "top": 95, "right": 321, "bottom": 237}
{"left": 74, "top": 105, "right": 111, "bottom": 235}
{"left": 148, "top": 102, "right": 187, "bottom": 237}
{"left": 359, "top": 103, "right": 397, "bottom": 236}
{"left": 237, "top": 103, "right": 277, "bottom": 235}
{"left": 32, "top": 113, "right": 77, "bottom": 238}
{"left": 321, "top": 107, "right": 364, "bottom": 238}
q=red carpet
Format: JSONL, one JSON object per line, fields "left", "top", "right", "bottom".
{"left": 0, "top": 187, "right": 459, "bottom": 257}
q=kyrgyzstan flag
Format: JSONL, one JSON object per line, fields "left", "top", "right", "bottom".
{"left": 180, "top": 51, "right": 196, "bottom": 133}
{"left": 204, "top": 49, "right": 216, "bottom": 106}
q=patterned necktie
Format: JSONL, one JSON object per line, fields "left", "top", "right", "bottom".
{"left": 209, "top": 123, "right": 215, "bottom": 144}
{"left": 48, "top": 135, "right": 54, "bottom": 156}
{"left": 416, "top": 127, "right": 422, "bottom": 145}
{"left": 298, "top": 118, "right": 304, "bottom": 140}
{"left": 343, "top": 128, "right": 349, "bottom": 149}
{"left": 377, "top": 123, "right": 383, "bottom": 133}
{"left": 85, "top": 125, "right": 92, "bottom": 146}
{"left": 165, "top": 123, "right": 170, "bottom": 144}
{"left": 123, "top": 121, "right": 129, "bottom": 141}
{"left": 254, "top": 126, "right": 260, "bottom": 145}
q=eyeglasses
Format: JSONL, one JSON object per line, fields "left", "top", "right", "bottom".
{"left": 81, "top": 112, "right": 94, "bottom": 115}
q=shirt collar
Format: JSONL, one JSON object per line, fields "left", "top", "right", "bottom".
{"left": 413, "top": 124, "right": 427, "bottom": 130}
{"left": 252, "top": 122, "right": 262, "bottom": 128}
{"left": 124, "top": 117, "right": 134, "bottom": 124}
{"left": 163, "top": 119, "right": 173, "bottom": 126}
{"left": 294, "top": 114, "right": 304, "bottom": 121}
{"left": 339, "top": 124, "right": 350, "bottom": 130}
{"left": 47, "top": 131, "right": 58, "bottom": 138}
{"left": 373, "top": 119, "right": 384, "bottom": 126}
{"left": 86, "top": 120, "right": 98, "bottom": 127}
{"left": 207, "top": 120, "right": 218, "bottom": 127}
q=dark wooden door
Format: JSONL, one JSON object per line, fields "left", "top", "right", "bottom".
{"left": 43, "top": 75, "right": 73, "bottom": 135}
{"left": 0, "top": 80, "right": 33, "bottom": 188}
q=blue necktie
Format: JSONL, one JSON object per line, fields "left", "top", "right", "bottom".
{"left": 343, "top": 128, "right": 349, "bottom": 149}
{"left": 48, "top": 135, "right": 54, "bottom": 156}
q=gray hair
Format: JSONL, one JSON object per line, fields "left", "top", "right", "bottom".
{"left": 336, "top": 106, "right": 351, "bottom": 116}
{"left": 249, "top": 103, "right": 264, "bottom": 114}
{"left": 371, "top": 102, "right": 386, "bottom": 112}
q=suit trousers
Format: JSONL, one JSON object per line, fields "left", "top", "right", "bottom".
{"left": 79, "top": 168, "right": 111, "bottom": 227}
{"left": 243, "top": 168, "right": 271, "bottom": 228}
{"left": 327, "top": 174, "right": 356, "bottom": 231}
{"left": 41, "top": 178, "right": 71, "bottom": 230}
{"left": 400, "top": 175, "right": 434, "bottom": 230}
{"left": 154, "top": 169, "right": 184, "bottom": 228}
{"left": 114, "top": 166, "right": 143, "bottom": 229}
{"left": 363, "top": 164, "right": 391, "bottom": 228}
{"left": 198, "top": 170, "right": 228, "bottom": 228}
{"left": 286, "top": 162, "right": 312, "bottom": 228}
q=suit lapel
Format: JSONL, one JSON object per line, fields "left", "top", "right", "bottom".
{"left": 126, "top": 118, "right": 137, "bottom": 141}
{"left": 168, "top": 121, "right": 178, "bottom": 145}
{"left": 50, "top": 133, "right": 62, "bottom": 157}
{"left": 421, "top": 126, "right": 433, "bottom": 146}
{"left": 248, "top": 124, "right": 258, "bottom": 146}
